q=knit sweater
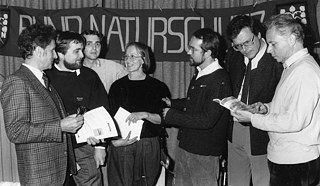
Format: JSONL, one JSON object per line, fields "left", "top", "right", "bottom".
{"left": 46, "top": 65, "right": 109, "bottom": 147}
{"left": 252, "top": 48, "right": 320, "bottom": 164}
{"left": 109, "top": 75, "right": 170, "bottom": 138}
{"left": 165, "top": 68, "right": 232, "bottom": 156}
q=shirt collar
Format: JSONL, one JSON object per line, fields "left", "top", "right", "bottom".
{"left": 54, "top": 63, "right": 81, "bottom": 76}
{"left": 283, "top": 48, "right": 308, "bottom": 69}
{"left": 93, "top": 59, "right": 101, "bottom": 67}
{"left": 84, "top": 59, "right": 101, "bottom": 68}
{"left": 22, "top": 63, "right": 44, "bottom": 82}
{"left": 244, "top": 38, "right": 267, "bottom": 70}
{"left": 196, "top": 59, "right": 222, "bottom": 79}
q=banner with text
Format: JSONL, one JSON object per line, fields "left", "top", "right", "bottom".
{"left": 0, "top": 0, "right": 318, "bottom": 61}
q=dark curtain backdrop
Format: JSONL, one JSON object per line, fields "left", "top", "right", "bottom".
{"left": 1, "top": 0, "right": 320, "bottom": 182}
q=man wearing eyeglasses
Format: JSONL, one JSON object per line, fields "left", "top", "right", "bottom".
{"left": 225, "top": 15, "right": 283, "bottom": 186}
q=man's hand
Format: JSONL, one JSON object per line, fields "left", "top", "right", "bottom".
{"left": 162, "top": 97, "right": 171, "bottom": 107}
{"left": 87, "top": 137, "right": 105, "bottom": 145}
{"left": 61, "top": 114, "right": 84, "bottom": 133}
{"left": 231, "top": 109, "right": 253, "bottom": 123}
{"left": 94, "top": 148, "right": 106, "bottom": 168}
{"left": 111, "top": 132, "right": 138, "bottom": 147}
{"left": 162, "top": 108, "right": 170, "bottom": 119}
{"left": 250, "top": 102, "right": 268, "bottom": 114}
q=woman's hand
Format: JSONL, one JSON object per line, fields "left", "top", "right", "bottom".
{"left": 111, "top": 131, "right": 138, "bottom": 147}
{"left": 125, "top": 112, "right": 148, "bottom": 125}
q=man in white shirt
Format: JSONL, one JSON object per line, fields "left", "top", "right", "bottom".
{"left": 233, "top": 14, "right": 320, "bottom": 186}
{"left": 0, "top": 24, "right": 83, "bottom": 186}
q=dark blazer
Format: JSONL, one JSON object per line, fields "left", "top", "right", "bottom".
{"left": 0, "top": 65, "right": 69, "bottom": 185}
{"left": 225, "top": 49, "right": 283, "bottom": 155}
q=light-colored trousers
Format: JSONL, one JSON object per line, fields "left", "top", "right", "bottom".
{"left": 228, "top": 122, "right": 269, "bottom": 186}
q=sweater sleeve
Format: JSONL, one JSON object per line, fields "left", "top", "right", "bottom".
{"left": 165, "top": 71, "right": 232, "bottom": 129}
{"left": 252, "top": 64, "right": 320, "bottom": 132}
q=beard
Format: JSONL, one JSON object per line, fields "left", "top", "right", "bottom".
{"left": 64, "top": 59, "right": 82, "bottom": 70}
{"left": 189, "top": 57, "right": 204, "bottom": 67}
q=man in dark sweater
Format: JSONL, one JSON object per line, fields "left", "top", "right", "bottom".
{"left": 46, "top": 31, "right": 109, "bottom": 186}
{"left": 162, "top": 28, "right": 232, "bottom": 186}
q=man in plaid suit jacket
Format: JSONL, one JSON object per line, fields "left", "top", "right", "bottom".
{"left": 0, "top": 24, "right": 84, "bottom": 186}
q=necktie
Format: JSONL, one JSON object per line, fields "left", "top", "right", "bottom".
{"left": 42, "top": 73, "right": 49, "bottom": 89}
{"left": 241, "top": 60, "right": 252, "bottom": 104}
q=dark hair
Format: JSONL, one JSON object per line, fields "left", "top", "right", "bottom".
{"left": 264, "top": 14, "right": 304, "bottom": 43}
{"left": 55, "top": 31, "right": 85, "bottom": 55}
{"left": 124, "top": 42, "right": 153, "bottom": 74}
{"left": 226, "top": 15, "right": 266, "bottom": 41}
{"left": 192, "top": 28, "right": 225, "bottom": 61}
{"left": 81, "top": 30, "right": 104, "bottom": 41}
{"left": 17, "top": 23, "right": 56, "bottom": 60}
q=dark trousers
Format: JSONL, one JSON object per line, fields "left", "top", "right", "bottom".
{"left": 268, "top": 157, "right": 320, "bottom": 186}
{"left": 108, "top": 137, "right": 161, "bottom": 186}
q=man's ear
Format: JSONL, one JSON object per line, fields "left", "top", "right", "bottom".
{"left": 257, "top": 32, "right": 261, "bottom": 39}
{"left": 205, "top": 49, "right": 212, "bottom": 58}
{"left": 57, "top": 52, "right": 64, "bottom": 62}
{"left": 288, "top": 33, "right": 297, "bottom": 46}
{"left": 34, "top": 46, "right": 43, "bottom": 57}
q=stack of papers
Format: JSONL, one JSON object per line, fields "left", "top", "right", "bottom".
{"left": 75, "top": 106, "right": 118, "bottom": 143}
{"left": 75, "top": 106, "right": 144, "bottom": 143}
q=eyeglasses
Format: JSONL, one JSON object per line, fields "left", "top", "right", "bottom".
{"left": 122, "top": 54, "right": 142, "bottom": 61}
{"left": 232, "top": 35, "right": 255, "bottom": 51}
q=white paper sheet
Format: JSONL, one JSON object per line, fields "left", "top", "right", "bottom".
{"left": 75, "top": 106, "right": 118, "bottom": 143}
{"left": 114, "top": 107, "right": 144, "bottom": 140}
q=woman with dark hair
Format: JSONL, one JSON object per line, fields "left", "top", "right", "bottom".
{"left": 107, "top": 42, "right": 171, "bottom": 186}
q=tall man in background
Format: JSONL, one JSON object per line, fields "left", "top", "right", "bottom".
{"left": 163, "top": 28, "right": 232, "bottom": 186}
{"left": 225, "top": 15, "right": 283, "bottom": 186}
{"left": 82, "top": 30, "right": 127, "bottom": 93}
{"left": 46, "top": 31, "right": 109, "bottom": 186}
{"left": 233, "top": 13, "right": 320, "bottom": 186}
{"left": 0, "top": 24, "right": 83, "bottom": 186}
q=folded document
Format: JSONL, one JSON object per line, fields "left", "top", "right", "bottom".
{"left": 114, "top": 107, "right": 144, "bottom": 140}
{"left": 75, "top": 106, "right": 118, "bottom": 143}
